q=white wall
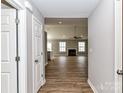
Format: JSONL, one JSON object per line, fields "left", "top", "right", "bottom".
{"left": 88, "top": 0, "right": 115, "bottom": 93}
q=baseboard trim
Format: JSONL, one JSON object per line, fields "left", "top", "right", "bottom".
{"left": 42, "top": 79, "right": 46, "bottom": 86}
{"left": 37, "top": 79, "right": 46, "bottom": 93}
{"left": 45, "top": 62, "right": 48, "bottom": 66}
{"left": 87, "top": 79, "right": 98, "bottom": 93}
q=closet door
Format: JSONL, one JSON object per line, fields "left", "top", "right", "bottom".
{"left": 1, "top": 9, "right": 17, "bottom": 93}
{"left": 33, "top": 17, "right": 44, "bottom": 93}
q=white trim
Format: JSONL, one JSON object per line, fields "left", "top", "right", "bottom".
{"left": 5, "top": 0, "right": 24, "bottom": 9}
{"left": 114, "top": 0, "right": 117, "bottom": 92}
{"left": 45, "top": 62, "right": 48, "bottom": 66}
{"left": 41, "top": 79, "right": 46, "bottom": 86}
{"left": 18, "top": 9, "right": 27, "bottom": 93}
{"left": 0, "top": 2, "right": 1, "bottom": 93}
{"left": 87, "top": 79, "right": 98, "bottom": 93}
{"left": 114, "top": 0, "right": 123, "bottom": 93}
{"left": 32, "top": 14, "right": 35, "bottom": 93}
{"left": 25, "top": 1, "right": 33, "bottom": 12}
{"left": 122, "top": 1, "right": 124, "bottom": 89}
{"left": 33, "top": 15, "right": 42, "bottom": 25}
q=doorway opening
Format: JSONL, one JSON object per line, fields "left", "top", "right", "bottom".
{"left": 45, "top": 18, "right": 88, "bottom": 57}
{"left": 38, "top": 18, "right": 91, "bottom": 93}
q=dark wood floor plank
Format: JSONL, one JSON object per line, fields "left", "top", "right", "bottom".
{"left": 38, "top": 56, "right": 93, "bottom": 93}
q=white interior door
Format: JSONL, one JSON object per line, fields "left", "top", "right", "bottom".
{"left": 1, "top": 9, "right": 17, "bottom": 93}
{"left": 115, "top": 0, "right": 123, "bottom": 93}
{"left": 33, "top": 17, "right": 44, "bottom": 93}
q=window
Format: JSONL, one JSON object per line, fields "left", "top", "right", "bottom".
{"left": 47, "top": 42, "right": 52, "bottom": 51}
{"left": 78, "top": 42, "right": 85, "bottom": 52}
{"left": 59, "top": 42, "right": 66, "bottom": 52}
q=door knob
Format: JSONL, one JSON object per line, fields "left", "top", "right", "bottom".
{"left": 35, "top": 60, "right": 38, "bottom": 63}
{"left": 117, "top": 69, "right": 123, "bottom": 75}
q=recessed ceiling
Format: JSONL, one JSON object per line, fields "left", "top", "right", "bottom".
{"left": 31, "top": 0, "right": 100, "bottom": 18}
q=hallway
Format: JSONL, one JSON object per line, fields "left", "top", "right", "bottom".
{"left": 38, "top": 56, "right": 93, "bottom": 93}
{"left": 1, "top": 0, "right": 122, "bottom": 93}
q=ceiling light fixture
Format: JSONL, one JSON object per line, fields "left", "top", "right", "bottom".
{"left": 58, "top": 21, "right": 62, "bottom": 24}
{"left": 73, "top": 25, "right": 83, "bottom": 39}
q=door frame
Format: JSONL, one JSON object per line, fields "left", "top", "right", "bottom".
{"left": 4, "top": 0, "right": 27, "bottom": 93}
{"left": 114, "top": 0, "right": 123, "bottom": 92}
{"left": 122, "top": 0, "right": 124, "bottom": 92}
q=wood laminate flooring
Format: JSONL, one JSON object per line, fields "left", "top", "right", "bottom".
{"left": 38, "top": 56, "right": 93, "bottom": 93}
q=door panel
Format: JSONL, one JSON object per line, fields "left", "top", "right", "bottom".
{"left": 1, "top": 32, "right": 10, "bottom": 61}
{"left": 1, "top": 9, "right": 17, "bottom": 93}
{"left": 33, "top": 17, "right": 44, "bottom": 93}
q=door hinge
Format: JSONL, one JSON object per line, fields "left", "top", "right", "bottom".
{"left": 117, "top": 69, "right": 123, "bottom": 75}
{"left": 15, "top": 56, "right": 20, "bottom": 62}
{"left": 15, "top": 19, "right": 20, "bottom": 24}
